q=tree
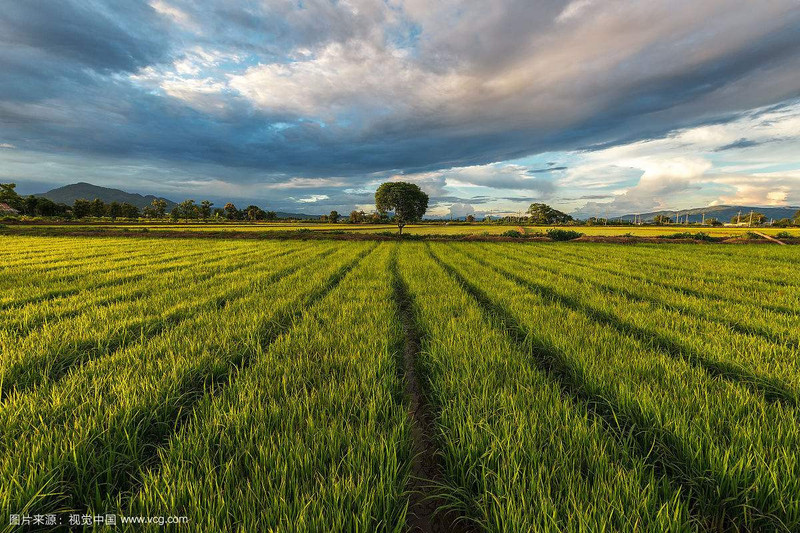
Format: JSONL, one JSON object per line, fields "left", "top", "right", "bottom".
{"left": 200, "top": 200, "right": 214, "bottom": 220}
{"left": 264, "top": 211, "right": 277, "bottom": 221}
{"left": 223, "top": 203, "right": 240, "bottom": 220}
{"left": 0, "top": 183, "right": 23, "bottom": 211}
{"left": 328, "top": 210, "right": 340, "bottom": 223}
{"left": 89, "top": 198, "right": 107, "bottom": 218}
{"left": 795, "top": 210, "right": 800, "bottom": 225}
{"left": 245, "top": 205, "right": 266, "bottom": 221}
{"left": 526, "top": 203, "right": 573, "bottom": 225}
{"left": 119, "top": 202, "right": 139, "bottom": 219}
{"left": 176, "top": 199, "right": 200, "bottom": 219}
{"left": 653, "top": 214, "right": 671, "bottom": 225}
{"left": 375, "top": 182, "right": 429, "bottom": 235}
{"left": 73, "top": 199, "right": 91, "bottom": 219}
{"left": 465, "top": 214, "right": 475, "bottom": 223}
{"left": 108, "top": 201, "right": 122, "bottom": 220}
{"left": 348, "top": 210, "right": 364, "bottom": 223}
{"left": 143, "top": 198, "right": 167, "bottom": 218}
{"left": 747, "top": 212, "right": 767, "bottom": 226}
{"left": 706, "top": 217, "right": 723, "bottom": 226}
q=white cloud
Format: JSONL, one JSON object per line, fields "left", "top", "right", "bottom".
{"left": 149, "top": 1, "right": 200, "bottom": 32}
{"left": 0, "top": 143, "right": 15, "bottom": 149}
{"left": 297, "top": 194, "right": 329, "bottom": 203}
{"left": 566, "top": 102, "right": 800, "bottom": 215}
{"left": 228, "top": 40, "right": 469, "bottom": 120}
{"left": 557, "top": 0, "right": 596, "bottom": 22}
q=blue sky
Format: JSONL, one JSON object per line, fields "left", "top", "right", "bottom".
{"left": 1, "top": 0, "right": 799, "bottom": 217}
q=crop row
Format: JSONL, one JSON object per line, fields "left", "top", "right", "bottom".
{"left": 0, "top": 243, "right": 369, "bottom": 518}
{"left": 2, "top": 237, "right": 799, "bottom": 531}
{"left": 427, "top": 242, "right": 800, "bottom": 530}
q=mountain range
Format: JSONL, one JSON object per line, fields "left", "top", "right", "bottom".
{"left": 35, "top": 182, "right": 178, "bottom": 210}
{"left": 33, "top": 182, "right": 317, "bottom": 219}
{"left": 618, "top": 205, "right": 799, "bottom": 224}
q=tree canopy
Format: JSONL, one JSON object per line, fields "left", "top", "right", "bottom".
{"left": 526, "top": 203, "right": 573, "bottom": 225}
{"left": 375, "top": 182, "right": 429, "bottom": 234}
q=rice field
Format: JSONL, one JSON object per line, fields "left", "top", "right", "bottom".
{"left": 2, "top": 235, "right": 799, "bottom": 531}
{"left": 4, "top": 222, "right": 800, "bottom": 238}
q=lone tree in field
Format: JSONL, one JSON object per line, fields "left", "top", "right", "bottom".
{"left": 527, "top": 203, "right": 573, "bottom": 225}
{"left": 375, "top": 182, "right": 429, "bottom": 235}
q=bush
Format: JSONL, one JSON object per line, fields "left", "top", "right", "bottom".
{"left": 776, "top": 231, "right": 792, "bottom": 239}
{"left": 500, "top": 230, "right": 523, "bottom": 238}
{"left": 546, "top": 229, "right": 583, "bottom": 241}
{"left": 662, "top": 232, "right": 714, "bottom": 241}
{"left": 295, "top": 228, "right": 312, "bottom": 234}
{"left": 745, "top": 231, "right": 763, "bottom": 239}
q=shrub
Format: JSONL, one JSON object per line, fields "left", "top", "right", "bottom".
{"left": 662, "top": 232, "right": 714, "bottom": 241}
{"left": 546, "top": 229, "right": 583, "bottom": 241}
{"left": 745, "top": 231, "right": 763, "bottom": 240}
{"left": 776, "top": 231, "right": 792, "bottom": 239}
{"left": 500, "top": 230, "right": 523, "bottom": 238}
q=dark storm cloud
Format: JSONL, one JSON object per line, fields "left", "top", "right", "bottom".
{"left": 0, "top": 1, "right": 170, "bottom": 72}
{"left": 1, "top": 0, "right": 800, "bottom": 197}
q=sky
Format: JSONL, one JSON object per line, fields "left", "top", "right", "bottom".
{"left": 1, "top": 0, "right": 799, "bottom": 217}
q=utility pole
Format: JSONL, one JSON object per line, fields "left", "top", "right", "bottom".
{"left": 702, "top": 212, "right": 705, "bottom": 225}
{"left": 749, "top": 210, "right": 753, "bottom": 227}
{"left": 737, "top": 210, "right": 742, "bottom": 224}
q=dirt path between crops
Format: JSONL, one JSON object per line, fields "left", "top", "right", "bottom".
{"left": 392, "top": 263, "right": 474, "bottom": 533}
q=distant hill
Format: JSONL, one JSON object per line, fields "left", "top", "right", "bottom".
{"left": 274, "top": 212, "right": 320, "bottom": 220}
{"left": 35, "top": 182, "right": 177, "bottom": 210}
{"left": 618, "top": 205, "right": 800, "bottom": 224}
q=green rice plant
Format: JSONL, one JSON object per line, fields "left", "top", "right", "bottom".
{"left": 118, "top": 244, "right": 410, "bottom": 531}
{"left": 0, "top": 243, "right": 270, "bottom": 335}
{"left": 395, "top": 243, "right": 694, "bottom": 531}
{"left": 494, "top": 243, "right": 800, "bottom": 349}
{"left": 0, "top": 243, "right": 371, "bottom": 518}
{"left": 0, "top": 243, "right": 324, "bottom": 397}
{"left": 547, "top": 245, "right": 800, "bottom": 314}
{"left": 431, "top": 243, "right": 800, "bottom": 530}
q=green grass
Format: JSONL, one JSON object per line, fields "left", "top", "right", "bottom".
{"left": 1, "top": 236, "right": 799, "bottom": 531}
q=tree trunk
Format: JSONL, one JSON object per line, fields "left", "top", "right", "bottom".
{"left": 398, "top": 223, "right": 404, "bottom": 235}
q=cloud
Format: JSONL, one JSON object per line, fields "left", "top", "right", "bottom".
{"left": 296, "top": 194, "right": 329, "bottom": 203}
{"left": 714, "top": 138, "right": 761, "bottom": 151}
{"left": 0, "top": 143, "right": 15, "bottom": 149}
{"left": 447, "top": 203, "right": 478, "bottom": 217}
{"left": 567, "top": 102, "right": 800, "bottom": 216}
{"left": 1, "top": 0, "right": 799, "bottom": 211}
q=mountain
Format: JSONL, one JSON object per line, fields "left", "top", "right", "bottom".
{"left": 35, "top": 182, "right": 177, "bottom": 210}
{"left": 617, "top": 205, "right": 800, "bottom": 224}
{"left": 274, "top": 212, "right": 321, "bottom": 220}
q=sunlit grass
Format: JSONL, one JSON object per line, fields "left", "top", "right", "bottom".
{"left": 1, "top": 236, "right": 799, "bottom": 531}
